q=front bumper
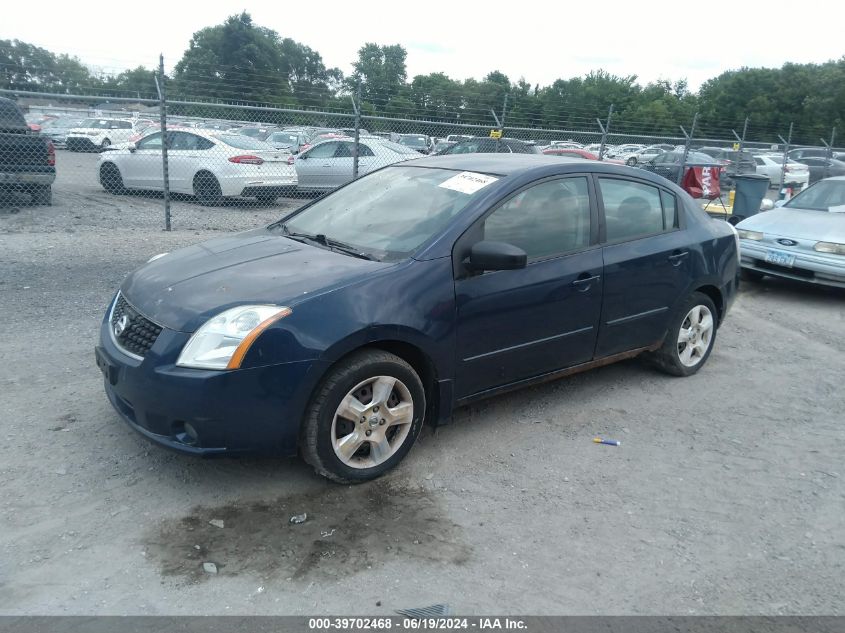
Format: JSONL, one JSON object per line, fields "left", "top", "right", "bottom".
{"left": 66, "top": 136, "right": 102, "bottom": 151}
{"left": 740, "top": 240, "right": 845, "bottom": 288}
{"left": 96, "top": 317, "right": 323, "bottom": 456}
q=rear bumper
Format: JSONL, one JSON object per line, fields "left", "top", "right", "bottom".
{"left": 66, "top": 137, "right": 100, "bottom": 151}
{"left": 0, "top": 169, "right": 55, "bottom": 187}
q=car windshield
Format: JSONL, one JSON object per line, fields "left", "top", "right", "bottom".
{"left": 785, "top": 180, "right": 845, "bottom": 211}
{"left": 267, "top": 132, "right": 300, "bottom": 145}
{"left": 215, "top": 134, "right": 275, "bottom": 150}
{"left": 280, "top": 166, "right": 492, "bottom": 260}
{"left": 399, "top": 136, "right": 427, "bottom": 148}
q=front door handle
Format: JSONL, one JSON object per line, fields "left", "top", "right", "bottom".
{"left": 668, "top": 250, "right": 689, "bottom": 266}
{"left": 572, "top": 273, "right": 601, "bottom": 292}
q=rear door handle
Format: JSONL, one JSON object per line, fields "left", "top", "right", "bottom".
{"left": 572, "top": 273, "right": 601, "bottom": 292}
{"left": 668, "top": 251, "right": 689, "bottom": 265}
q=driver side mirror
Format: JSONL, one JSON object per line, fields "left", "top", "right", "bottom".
{"left": 466, "top": 241, "right": 528, "bottom": 272}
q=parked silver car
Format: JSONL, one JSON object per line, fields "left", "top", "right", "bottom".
{"left": 735, "top": 177, "right": 845, "bottom": 288}
{"left": 294, "top": 138, "right": 420, "bottom": 192}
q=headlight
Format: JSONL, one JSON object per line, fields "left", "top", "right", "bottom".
{"left": 176, "top": 305, "right": 292, "bottom": 370}
{"left": 147, "top": 252, "right": 168, "bottom": 263}
{"left": 814, "top": 241, "right": 845, "bottom": 255}
{"left": 737, "top": 230, "right": 764, "bottom": 240}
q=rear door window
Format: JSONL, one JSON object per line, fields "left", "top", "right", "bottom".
{"left": 599, "top": 178, "right": 665, "bottom": 242}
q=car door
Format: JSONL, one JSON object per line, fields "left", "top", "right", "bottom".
{"left": 454, "top": 176, "right": 603, "bottom": 398}
{"left": 166, "top": 132, "right": 207, "bottom": 193}
{"left": 801, "top": 158, "right": 825, "bottom": 183}
{"left": 121, "top": 131, "right": 164, "bottom": 189}
{"left": 593, "top": 176, "right": 692, "bottom": 357}
{"left": 296, "top": 142, "right": 339, "bottom": 190}
{"left": 651, "top": 153, "right": 680, "bottom": 181}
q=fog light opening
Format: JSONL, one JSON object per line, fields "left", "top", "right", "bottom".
{"left": 172, "top": 421, "right": 199, "bottom": 447}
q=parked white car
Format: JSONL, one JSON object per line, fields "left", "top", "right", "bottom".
{"left": 605, "top": 143, "right": 646, "bottom": 158}
{"left": 617, "top": 145, "right": 667, "bottom": 166}
{"left": 295, "top": 138, "right": 421, "bottom": 192}
{"left": 754, "top": 154, "right": 810, "bottom": 188}
{"left": 98, "top": 129, "right": 296, "bottom": 204}
{"left": 66, "top": 118, "right": 154, "bottom": 151}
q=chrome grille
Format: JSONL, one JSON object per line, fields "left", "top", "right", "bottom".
{"left": 110, "top": 294, "right": 162, "bottom": 358}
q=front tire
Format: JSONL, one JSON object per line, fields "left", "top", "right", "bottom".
{"left": 301, "top": 350, "right": 426, "bottom": 483}
{"left": 100, "top": 163, "right": 126, "bottom": 195}
{"left": 741, "top": 268, "right": 764, "bottom": 283}
{"left": 649, "top": 292, "right": 717, "bottom": 377}
{"left": 626, "top": 156, "right": 637, "bottom": 166}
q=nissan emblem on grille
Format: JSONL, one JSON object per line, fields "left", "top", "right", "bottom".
{"left": 113, "top": 314, "right": 130, "bottom": 337}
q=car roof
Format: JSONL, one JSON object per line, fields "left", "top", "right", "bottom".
{"left": 402, "top": 152, "right": 601, "bottom": 176}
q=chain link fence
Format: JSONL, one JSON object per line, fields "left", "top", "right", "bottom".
{"left": 3, "top": 85, "right": 843, "bottom": 229}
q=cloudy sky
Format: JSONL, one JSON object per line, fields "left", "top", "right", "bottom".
{"left": 2, "top": 0, "right": 842, "bottom": 90}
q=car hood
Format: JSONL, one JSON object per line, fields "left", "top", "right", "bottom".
{"left": 120, "top": 228, "right": 386, "bottom": 332}
{"left": 736, "top": 207, "right": 845, "bottom": 242}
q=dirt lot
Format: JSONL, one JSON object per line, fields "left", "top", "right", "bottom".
{"left": 1, "top": 151, "right": 844, "bottom": 615}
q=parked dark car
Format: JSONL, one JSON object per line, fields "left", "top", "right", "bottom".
{"left": 0, "top": 97, "right": 56, "bottom": 205}
{"left": 799, "top": 157, "right": 845, "bottom": 184}
{"left": 96, "top": 154, "right": 738, "bottom": 482}
{"left": 441, "top": 137, "right": 539, "bottom": 154}
{"left": 641, "top": 151, "right": 725, "bottom": 184}
{"left": 697, "top": 147, "right": 756, "bottom": 186}
{"left": 788, "top": 147, "right": 845, "bottom": 162}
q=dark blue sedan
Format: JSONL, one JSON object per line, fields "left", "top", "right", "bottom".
{"left": 95, "top": 154, "right": 739, "bottom": 482}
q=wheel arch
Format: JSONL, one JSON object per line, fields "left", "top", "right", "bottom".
{"left": 692, "top": 283, "right": 724, "bottom": 325}
{"left": 316, "top": 336, "right": 442, "bottom": 427}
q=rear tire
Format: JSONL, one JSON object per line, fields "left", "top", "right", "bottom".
{"left": 300, "top": 350, "right": 426, "bottom": 484}
{"left": 31, "top": 185, "right": 52, "bottom": 206}
{"left": 648, "top": 292, "right": 718, "bottom": 377}
{"left": 626, "top": 157, "right": 637, "bottom": 166}
{"left": 100, "top": 138, "right": 111, "bottom": 151}
{"left": 100, "top": 163, "right": 126, "bottom": 195}
{"left": 194, "top": 172, "right": 222, "bottom": 206}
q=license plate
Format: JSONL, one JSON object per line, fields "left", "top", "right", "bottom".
{"left": 765, "top": 249, "right": 795, "bottom": 267}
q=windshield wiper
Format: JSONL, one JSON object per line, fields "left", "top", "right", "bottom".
{"left": 278, "top": 224, "right": 378, "bottom": 261}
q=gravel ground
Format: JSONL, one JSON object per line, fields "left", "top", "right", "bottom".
{"left": 1, "top": 152, "right": 844, "bottom": 615}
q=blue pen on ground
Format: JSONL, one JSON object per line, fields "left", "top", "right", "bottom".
{"left": 593, "top": 437, "right": 621, "bottom": 446}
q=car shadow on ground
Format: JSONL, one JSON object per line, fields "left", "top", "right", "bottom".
{"left": 741, "top": 274, "right": 845, "bottom": 300}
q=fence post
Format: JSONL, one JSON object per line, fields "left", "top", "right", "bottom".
{"left": 820, "top": 127, "right": 836, "bottom": 180}
{"left": 678, "top": 112, "right": 699, "bottom": 185}
{"left": 351, "top": 82, "right": 361, "bottom": 181}
{"left": 777, "top": 122, "right": 793, "bottom": 194}
{"left": 731, "top": 116, "right": 749, "bottom": 152}
{"left": 154, "top": 54, "right": 171, "bottom": 231}
{"left": 597, "top": 103, "right": 614, "bottom": 161}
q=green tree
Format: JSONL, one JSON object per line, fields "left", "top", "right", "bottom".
{"left": 350, "top": 43, "right": 407, "bottom": 111}
{"left": 0, "top": 39, "right": 95, "bottom": 93}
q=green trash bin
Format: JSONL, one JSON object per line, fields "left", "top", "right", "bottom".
{"left": 731, "top": 174, "right": 769, "bottom": 224}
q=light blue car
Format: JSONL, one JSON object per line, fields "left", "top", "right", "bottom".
{"left": 736, "top": 176, "right": 845, "bottom": 288}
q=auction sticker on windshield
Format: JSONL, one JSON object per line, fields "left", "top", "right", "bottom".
{"left": 438, "top": 171, "right": 498, "bottom": 195}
